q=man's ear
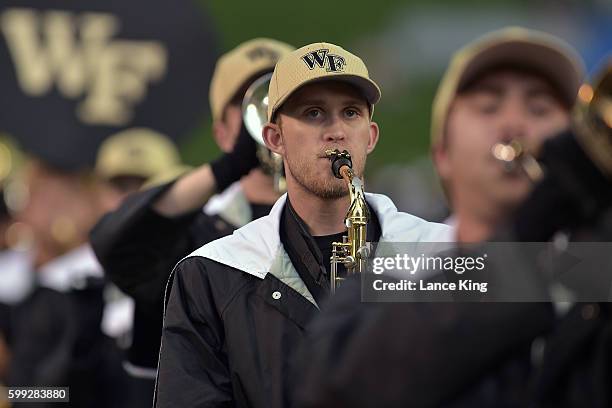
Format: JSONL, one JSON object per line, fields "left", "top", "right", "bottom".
{"left": 262, "top": 122, "right": 285, "bottom": 156}
{"left": 432, "top": 142, "right": 451, "bottom": 181}
{"left": 366, "top": 121, "right": 380, "bottom": 154}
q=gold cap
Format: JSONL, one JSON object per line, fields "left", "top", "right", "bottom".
{"left": 267, "top": 42, "right": 381, "bottom": 121}
{"left": 95, "top": 128, "right": 184, "bottom": 181}
{"left": 209, "top": 38, "right": 295, "bottom": 122}
{"left": 431, "top": 26, "right": 585, "bottom": 146}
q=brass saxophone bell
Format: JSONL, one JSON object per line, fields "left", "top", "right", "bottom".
{"left": 242, "top": 73, "right": 286, "bottom": 192}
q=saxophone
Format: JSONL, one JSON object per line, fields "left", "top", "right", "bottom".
{"left": 325, "top": 149, "right": 371, "bottom": 294}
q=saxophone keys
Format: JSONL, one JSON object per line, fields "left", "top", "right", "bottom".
{"left": 357, "top": 245, "right": 370, "bottom": 260}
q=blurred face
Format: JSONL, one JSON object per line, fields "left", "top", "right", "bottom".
{"left": 435, "top": 69, "right": 570, "bottom": 220}
{"left": 213, "top": 104, "right": 243, "bottom": 153}
{"left": 263, "top": 81, "right": 379, "bottom": 199}
{"left": 17, "top": 162, "right": 102, "bottom": 261}
{"left": 98, "top": 175, "right": 146, "bottom": 213}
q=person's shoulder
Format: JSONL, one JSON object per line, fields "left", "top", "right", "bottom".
{"left": 174, "top": 255, "right": 256, "bottom": 285}
{"left": 182, "top": 211, "right": 281, "bottom": 280}
{"left": 172, "top": 255, "right": 259, "bottom": 310}
{"left": 367, "top": 192, "right": 454, "bottom": 242}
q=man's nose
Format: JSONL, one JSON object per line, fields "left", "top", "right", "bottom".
{"left": 498, "top": 103, "right": 528, "bottom": 143}
{"left": 323, "top": 117, "right": 347, "bottom": 143}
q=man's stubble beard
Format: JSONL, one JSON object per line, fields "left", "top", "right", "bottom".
{"left": 285, "top": 151, "right": 366, "bottom": 200}
{"left": 287, "top": 154, "right": 347, "bottom": 199}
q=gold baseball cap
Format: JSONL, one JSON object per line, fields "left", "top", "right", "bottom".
{"left": 431, "top": 26, "right": 585, "bottom": 146}
{"left": 267, "top": 42, "right": 381, "bottom": 121}
{"left": 209, "top": 38, "right": 295, "bottom": 122}
{"left": 95, "top": 128, "right": 187, "bottom": 181}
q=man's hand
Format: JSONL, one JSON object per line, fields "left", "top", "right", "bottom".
{"left": 211, "top": 124, "right": 260, "bottom": 192}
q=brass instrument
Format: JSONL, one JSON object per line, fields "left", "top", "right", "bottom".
{"left": 242, "top": 73, "right": 286, "bottom": 192}
{"left": 573, "top": 62, "right": 612, "bottom": 178}
{"left": 325, "top": 149, "right": 370, "bottom": 294}
{"left": 491, "top": 62, "right": 612, "bottom": 183}
{"left": 491, "top": 139, "right": 544, "bottom": 182}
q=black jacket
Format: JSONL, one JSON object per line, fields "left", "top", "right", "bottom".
{"left": 90, "top": 182, "right": 236, "bottom": 311}
{"left": 292, "top": 132, "right": 612, "bottom": 408}
{"left": 155, "top": 193, "right": 452, "bottom": 408}
{"left": 90, "top": 181, "right": 237, "bottom": 371}
{"left": 293, "top": 276, "right": 555, "bottom": 408}
{"left": 9, "top": 280, "right": 129, "bottom": 408}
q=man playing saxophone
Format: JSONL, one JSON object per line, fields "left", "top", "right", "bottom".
{"left": 155, "top": 42, "right": 452, "bottom": 408}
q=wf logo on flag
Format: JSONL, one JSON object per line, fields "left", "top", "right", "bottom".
{"left": 301, "top": 49, "right": 346, "bottom": 73}
{"left": 0, "top": 8, "right": 168, "bottom": 126}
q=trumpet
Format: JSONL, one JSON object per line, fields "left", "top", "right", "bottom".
{"left": 491, "top": 62, "right": 612, "bottom": 183}
{"left": 491, "top": 139, "right": 543, "bottom": 182}
{"left": 242, "top": 73, "right": 286, "bottom": 192}
{"left": 573, "top": 62, "right": 612, "bottom": 178}
{"left": 325, "top": 149, "right": 370, "bottom": 294}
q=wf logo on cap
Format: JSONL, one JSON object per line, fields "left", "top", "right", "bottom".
{"left": 246, "top": 47, "right": 280, "bottom": 62}
{"left": 301, "top": 49, "right": 345, "bottom": 73}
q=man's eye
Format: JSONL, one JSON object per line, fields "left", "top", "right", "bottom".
{"left": 528, "top": 104, "right": 552, "bottom": 116}
{"left": 478, "top": 102, "right": 499, "bottom": 114}
{"left": 527, "top": 98, "right": 556, "bottom": 117}
{"left": 468, "top": 93, "right": 500, "bottom": 115}
{"left": 345, "top": 109, "right": 360, "bottom": 118}
{"left": 306, "top": 109, "right": 322, "bottom": 118}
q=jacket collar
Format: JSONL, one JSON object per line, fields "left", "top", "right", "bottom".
{"left": 38, "top": 244, "right": 104, "bottom": 292}
{"left": 203, "top": 182, "right": 251, "bottom": 227}
{"left": 188, "top": 193, "right": 453, "bottom": 280}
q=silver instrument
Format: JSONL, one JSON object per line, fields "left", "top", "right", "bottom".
{"left": 242, "top": 73, "right": 286, "bottom": 192}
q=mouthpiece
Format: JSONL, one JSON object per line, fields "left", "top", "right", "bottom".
{"left": 325, "top": 149, "right": 352, "bottom": 179}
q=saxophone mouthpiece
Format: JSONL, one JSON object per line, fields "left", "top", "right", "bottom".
{"left": 325, "top": 149, "right": 352, "bottom": 179}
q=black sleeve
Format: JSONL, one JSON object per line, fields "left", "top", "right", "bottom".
{"left": 293, "top": 277, "right": 554, "bottom": 408}
{"left": 90, "top": 181, "right": 202, "bottom": 310}
{"left": 155, "top": 257, "right": 234, "bottom": 407}
{"left": 8, "top": 289, "right": 73, "bottom": 387}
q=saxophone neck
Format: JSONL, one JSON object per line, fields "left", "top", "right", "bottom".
{"left": 339, "top": 166, "right": 369, "bottom": 224}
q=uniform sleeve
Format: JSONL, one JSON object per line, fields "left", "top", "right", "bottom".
{"left": 90, "top": 181, "right": 201, "bottom": 310}
{"left": 293, "top": 276, "right": 555, "bottom": 408}
{"left": 8, "top": 289, "right": 73, "bottom": 387}
{"left": 155, "top": 258, "right": 234, "bottom": 408}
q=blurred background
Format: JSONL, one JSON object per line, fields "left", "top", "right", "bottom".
{"left": 192, "top": 0, "right": 612, "bottom": 219}
{"left": 1, "top": 0, "right": 611, "bottom": 220}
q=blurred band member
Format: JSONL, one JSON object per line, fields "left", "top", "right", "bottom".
{"left": 8, "top": 158, "right": 129, "bottom": 408}
{"left": 90, "top": 38, "right": 294, "bottom": 404}
{"left": 0, "top": 137, "right": 32, "bottom": 385}
{"left": 94, "top": 128, "right": 188, "bottom": 407}
{"left": 430, "top": 26, "right": 583, "bottom": 242}
{"left": 95, "top": 128, "right": 188, "bottom": 213}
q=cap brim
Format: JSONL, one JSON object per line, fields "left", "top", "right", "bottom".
{"left": 458, "top": 39, "right": 584, "bottom": 106}
{"left": 270, "top": 74, "right": 381, "bottom": 121}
